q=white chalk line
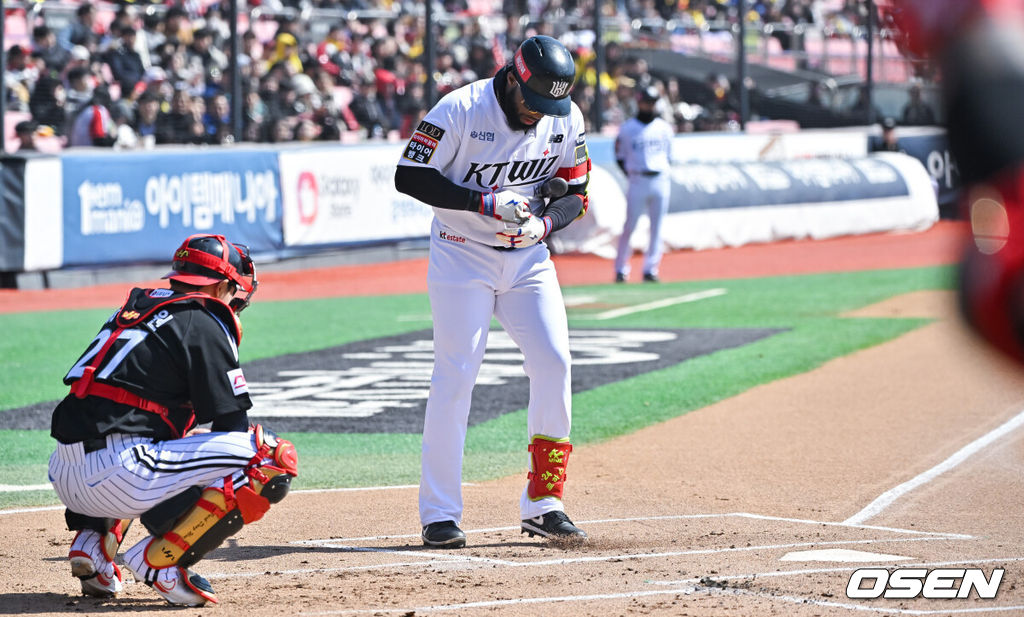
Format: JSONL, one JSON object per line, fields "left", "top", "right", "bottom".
{"left": 845, "top": 406, "right": 1024, "bottom": 525}
{"left": 209, "top": 536, "right": 958, "bottom": 581}
{"left": 198, "top": 512, "right": 968, "bottom": 581}
{"left": 0, "top": 483, "right": 51, "bottom": 492}
{"left": 293, "top": 512, "right": 968, "bottom": 546}
{"left": 584, "top": 288, "right": 728, "bottom": 320}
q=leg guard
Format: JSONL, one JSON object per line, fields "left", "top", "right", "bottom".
{"left": 526, "top": 435, "right": 572, "bottom": 501}
{"left": 143, "top": 425, "right": 298, "bottom": 570}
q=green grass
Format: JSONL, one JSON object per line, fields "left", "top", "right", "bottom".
{"left": 0, "top": 265, "right": 956, "bottom": 508}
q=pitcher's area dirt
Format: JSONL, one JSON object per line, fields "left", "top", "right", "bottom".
{"left": 6, "top": 223, "right": 1024, "bottom": 616}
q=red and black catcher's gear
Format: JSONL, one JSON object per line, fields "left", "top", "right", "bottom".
{"left": 162, "top": 234, "right": 258, "bottom": 313}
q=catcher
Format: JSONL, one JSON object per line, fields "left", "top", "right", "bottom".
{"left": 48, "top": 233, "right": 297, "bottom": 606}
{"left": 890, "top": 0, "right": 1024, "bottom": 363}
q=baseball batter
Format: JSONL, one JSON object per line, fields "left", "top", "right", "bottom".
{"left": 394, "top": 35, "right": 591, "bottom": 548}
{"left": 614, "top": 85, "right": 675, "bottom": 283}
{"left": 48, "top": 234, "right": 297, "bottom": 606}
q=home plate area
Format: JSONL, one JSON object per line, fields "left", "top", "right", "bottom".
{"left": 200, "top": 512, "right": 1024, "bottom": 615}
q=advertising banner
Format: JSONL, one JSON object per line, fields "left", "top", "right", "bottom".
{"left": 280, "top": 145, "right": 433, "bottom": 247}
{"left": 891, "top": 132, "right": 961, "bottom": 218}
{"left": 668, "top": 156, "right": 909, "bottom": 213}
{"left": 61, "top": 149, "right": 282, "bottom": 266}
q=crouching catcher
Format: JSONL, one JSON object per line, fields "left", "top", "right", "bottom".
{"left": 48, "top": 233, "right": 298, "bottom": 606}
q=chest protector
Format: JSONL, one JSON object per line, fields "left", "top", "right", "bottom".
{"left": 69, "top": 288, "right": 242, "bottom": 439}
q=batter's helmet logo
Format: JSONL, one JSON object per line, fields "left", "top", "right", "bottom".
{"left": 175, "top": 249, "right": 189, "bottom": 259}
{"left": 121, "top": 310, "right": 140, "bottom": 320}
{"left": 549, "top": 81, "right": 570, "bottom": 97}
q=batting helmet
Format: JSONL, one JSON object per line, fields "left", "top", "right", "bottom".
{"left": 511, "top": 35, "right": 576, "bottom": 117}
{"left": 638, "top": 86, "right": 660, "bottom": 104}
{"left": 163, "top": 233, "right": 258, "bottom": 311}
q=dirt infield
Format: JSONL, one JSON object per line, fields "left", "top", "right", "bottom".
{"left": 8, "top": 222, "right": 1024, "bottom": 616}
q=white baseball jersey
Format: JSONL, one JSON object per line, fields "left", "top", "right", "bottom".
{"left": 396, "top": 74, "right": 589, "bottom": 527}
{"left": 614, "top": 116, "right": 675, "bottom": 278}
{"left": 615, "top": 116, "right": 674, "bottom": 175}
{"left": 398, "top": 78, "right": 589, "bottom": 245}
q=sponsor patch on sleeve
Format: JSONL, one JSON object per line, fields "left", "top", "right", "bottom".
{"left": 403, "top": 121, "right": 445, "bottom": 164}
{"left": 573, "top": 143, "right": 589, "bottom": 167}
{"left": 227, "top": 368, "right": 248, "bottom": 396}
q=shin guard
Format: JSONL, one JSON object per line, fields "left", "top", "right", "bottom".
{"left": 144, "top": 425, "right": 298, "bottom": 570}
{"left": 526, "top": 436, "right": 572, "bottom": 501}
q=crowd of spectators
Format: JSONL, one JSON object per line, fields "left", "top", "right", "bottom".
{"left": 2, "top": 0, "right": 932, "bottom": 152}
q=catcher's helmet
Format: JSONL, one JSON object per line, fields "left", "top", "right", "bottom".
{"left": 163, "top": 233, "right": 258, "bottom": 311}
{"left": 511, "top": 35, "right": 576, "bottom": 117}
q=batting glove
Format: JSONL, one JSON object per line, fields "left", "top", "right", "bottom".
{"left": 480, "top": 190, "right": 531, "bottom": 223}
{"left": 495, "top": 215, "right": 551, "bottom": 249}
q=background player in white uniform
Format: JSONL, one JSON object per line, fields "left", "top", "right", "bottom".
{"left": 48, "top": 234, "right": 297, "bottom": 606}
{"left": 394, "top": 35, "right": 591, "bottom": 548}
{"left": 614, "top": 86, "right": 675, "bottom": 283}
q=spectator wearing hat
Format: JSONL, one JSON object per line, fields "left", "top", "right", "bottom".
{"left": 872, "top": 117, "right": 903, "bottom": 153}
{"left": 265, "top": 33, "right": 304, "bottom": 75}
{"left": 15, "top": 121, "right": 38, "bottom": 152}
{"left": 32, "top": 25, "right": 72, "bottom": 73}
{"left": 901, "top": 83, "right": 937, "bottom": 126}
{"left": 108, "top": 26, "right": 146, "bottom": 96}
{"left": 188, "top": 28, "right": 228, "bottom": 77}
{"left": 64, "top": 45, "right": 93, "bottom": 80}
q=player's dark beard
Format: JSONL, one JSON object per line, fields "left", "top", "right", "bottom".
{"left": 637, "top": 110, "right": 656, "bottom": 124}
{"left": 494, "top": 67, "right": 532, "bottom": 132}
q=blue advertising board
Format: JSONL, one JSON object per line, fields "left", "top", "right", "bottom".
{"left": 665, "top": 157, "right": 909, "bottom": 213}
{"left": 891, "top": 133, "right": 961, "bottom": 219}
{"left": 62, "top": 149, "right": 282, "bottom": 266}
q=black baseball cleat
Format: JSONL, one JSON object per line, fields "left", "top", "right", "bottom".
{"left": 615, "top": 272, "right": 626, "bottom": 283}
{"left": 643, "top": 273, "right": 660, "bottom": 283}
{"left": 422, "top": 521, "right": 467, "bottom": 548}
{"left": 521, "top": 511, "right": 588, "bottom": 541}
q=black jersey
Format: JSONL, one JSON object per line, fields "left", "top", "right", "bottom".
{"left": 51, "top": 288, "right": 252, "bottom": 443}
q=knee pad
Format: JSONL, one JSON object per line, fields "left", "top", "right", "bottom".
{"left": 143, "top": 425, "right": 298, "bottom": 570}
{"left": 526, "top": 435, "right": 572, "bottom": 501}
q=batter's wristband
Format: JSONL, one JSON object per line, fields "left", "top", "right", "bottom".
{"left": 479, "top": 192, "right": 497, "bottom": 218}
{"left": 541, "top": 216, "right": 552, "bottom": 238}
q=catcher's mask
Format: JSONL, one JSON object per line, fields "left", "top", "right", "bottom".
{"left": 162, "top": 233, "right": 258, "bottom": 313}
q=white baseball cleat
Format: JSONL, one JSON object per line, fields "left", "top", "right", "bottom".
{"left": 148, "top": 566, "right": 218, "bottom": 607}
{"left": 69, "top": 529, "right": 123, "bottom": 598}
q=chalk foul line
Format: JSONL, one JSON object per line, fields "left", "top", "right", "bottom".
{"left": 844, "top": 406, "right": 1024, "bottom": 525}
